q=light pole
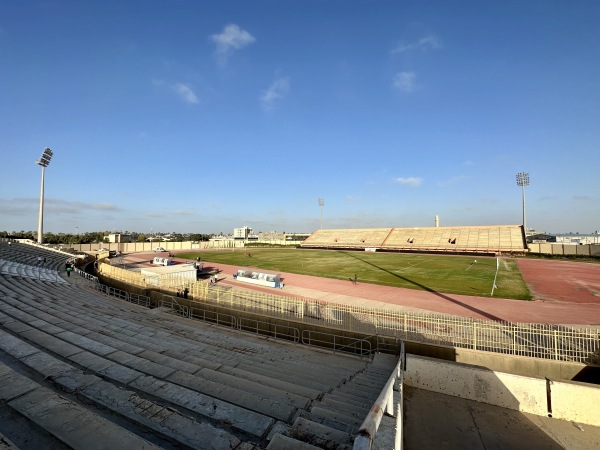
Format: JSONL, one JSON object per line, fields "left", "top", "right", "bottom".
{"left": 36, "top": 148, "right": 53, "bottom": 244}
{"left": 318, "top": 198, "right": 324, "bottom": 230}
{"left": 516, "top": 172, "right": 530, "bottom": 234}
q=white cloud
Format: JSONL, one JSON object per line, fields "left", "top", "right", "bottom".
{"left": 438, "top": 176, "right": 467, "bottom": 187}
{"left": 394, "top": 177, "right": 423, "bottom": 187}
{"left": 260, "top": 77, "right": 290, "bottom": 110}
{"left": 173, "top": 83, "right": 199, "bottom": 104}
{"left": 393, "top": 72, "right": 416, "bottom": 93}
{"left": 153, "top": 80, "right": 198, "bottom": 104}
{"left": 210, "top": 24, "right": 256, "bottom": 65}
{"left": 391, "top": 35, "right": 440, "bottom": 54}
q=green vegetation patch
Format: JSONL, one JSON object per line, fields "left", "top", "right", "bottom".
{"left": 177, "top": 248, "right": 531, "bottom": 300}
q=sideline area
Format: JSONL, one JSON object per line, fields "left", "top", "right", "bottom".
{"left": 131, "top": 251, "right": 600, "bottom": 326}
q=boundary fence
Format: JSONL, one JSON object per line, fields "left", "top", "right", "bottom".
{"left": 98, "top": 262, "right": 600, "bottom": 365}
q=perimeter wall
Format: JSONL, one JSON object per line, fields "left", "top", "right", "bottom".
{"left": 62, "top": 241, "right": 600, "bottom": 257}
{"left": 528, "top": 243, "right": 600, "bottom": 257}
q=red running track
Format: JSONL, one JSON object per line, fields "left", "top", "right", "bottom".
{"left": 127, "top": 253, "right": 600, "bottom": 325}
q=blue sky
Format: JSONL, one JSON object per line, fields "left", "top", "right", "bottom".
{"left": 1, "top": 1, "right": 599, "bottom": 235}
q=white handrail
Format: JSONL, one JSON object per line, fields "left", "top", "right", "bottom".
{"left": 354, "top": 342, "right": 405, "bottom": 450}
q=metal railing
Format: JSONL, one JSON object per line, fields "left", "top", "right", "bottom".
{"left": 89, "top": 282, "right": 151, "bottom": 308}
{"left": 74, "top": 267, "right": 99, "bottom": 284}
{"left": 98, "top": 261, "right": 600, "bottom": 364}
{"left": 238, "top": 317, "right": 300, "bottom": 343}
{"left": 301, "top": 330, "right": 372, "bottom": 358}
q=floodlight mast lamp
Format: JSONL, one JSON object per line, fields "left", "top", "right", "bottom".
{"left": 516, "top": 172, "right": 529, "bottom": 234}
{"left": 318, "top": 198, "right": 324, "bottom": 230}
{"left": 36, "top": 148, "right": 53, "bottom": 244}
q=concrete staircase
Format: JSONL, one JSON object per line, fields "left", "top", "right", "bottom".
{"left": 266, "top": 353, "right": 398, "bottom": 449}
{"left": 0, "top": 267, "right": 398, "bottom": 449}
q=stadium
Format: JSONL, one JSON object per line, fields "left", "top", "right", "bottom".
{"left": 4, "top": 1, "right": 600, "bottom": 447}
{"left": 1, "top": 222, "right": 599, "bottom": 449}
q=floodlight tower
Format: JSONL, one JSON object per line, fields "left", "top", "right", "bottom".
{"left": 36, "top": 148, "right": 53, "bottom": 244}
{"left": 516, "top": 172, "right": 529, "bottom": 234}
{"left": 318, "top": 198, "right": 324, "bottom": 229}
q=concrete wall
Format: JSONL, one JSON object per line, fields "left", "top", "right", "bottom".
{"left": 405, "top": 354, "right": 600, "bottom": 426}
{"left": 453, "top": 347, "right": 588, "bottom": 380}
{"left": 404, "top": 341, "right": 591, "bottom": 380}
{"left": 528, "top": 242, "right": 600, "bottom": 257}
{"left": 67, "top": 240, "right": 302, "bottom": 254}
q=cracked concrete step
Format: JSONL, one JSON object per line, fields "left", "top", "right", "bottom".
{"left": 289, "top": 416, "right": 353, "bottom": 450}
{"left": 2, "top": 310, "right": 310, "bottom": 425}
{"left": 1, "top": 360, "right": 243, "bottom": 450}
{"left": 266, "top": 433, "right": 322, "bottom": 450}
{"left": 319, "top": 396, "right": 371, "bottom": 417}
{"left": 216, "top": 364, "right": 323, "bottom": 400}
{"left": 0, "top": 432, "right": 20, "bottom": 450}
{"left": 9, "top": 389, "right": 163, "bottom": 450}
{"left": 306, "top": 406, "right": 364, "bottom": 433}
{"left": 0, "top": 304, "right": 301, "bottom": 422}
{"left": 167, "top": 370, "right": 298, "bottom": 422}
{"left": 3, "top": 291, "right": 363, "bottom": 380}
{"left": 0, "top": 328, "right": 275, "bottom": 439}
{"left": 235, "top": 362, "right": 334, "bottom": 392}
{"left": 6, "top": 293, "right": 337, "bottom": 380}
{"left": 53, "top": 371, "right": 243, "bottom": 450}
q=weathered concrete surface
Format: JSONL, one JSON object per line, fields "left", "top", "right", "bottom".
{"left": 403, "top": 386, "right": 600, "bottom": 450}
{"left": 128, "top": 374, "right": 275, "bottom": 437}
{"left": 0, "top": 367, "right": 39, "bottom": 402}
{"left": 167, "top": 369, "right": 297, "bottom": 422}
{"left": 267, "top": 433, "right": 323, "bottom": 449}
{"left": 405, "top": 354, "right": 600, "bottom": 426}
{"left": 8, "top": 388, "right": 163, "bottom": 450}
{"left": 0, "top": 329, "right": 40, "bottom": 359}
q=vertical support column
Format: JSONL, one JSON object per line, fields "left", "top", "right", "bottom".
{"left": 37, "top": 166, "right": 45, "bottom": 244}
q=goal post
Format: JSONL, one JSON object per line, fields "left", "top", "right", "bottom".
{"left": 490, "top": 256, "right": 500, "bottom": 296}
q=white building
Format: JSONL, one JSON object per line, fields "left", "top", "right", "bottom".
{"left": 233, "top": 226, "right": 252, "bottom": 240}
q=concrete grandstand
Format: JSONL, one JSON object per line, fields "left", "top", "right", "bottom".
{"left": 301, "top": 225, "right": 527, "bottom": 254}
{"left": 1, "top": 240, "right": 599, "bottom": 449}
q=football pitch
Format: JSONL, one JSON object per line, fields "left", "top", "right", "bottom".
{"left": 178, "top": 248, "right": 532, "bottom": 300}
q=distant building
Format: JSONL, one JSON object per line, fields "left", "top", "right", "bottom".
{"left": 554, "top": 233, "right": 600, "bottom": 245}
{"left": 233, "top": 226, "right": 252, "bottom": 240}
{"left": 528, "top": 232, "right": 600, "bottom": 245}
{"left": 107, "top": 233, "right": 132, "bottom": 243}
{"left": 284, "top": 233, "right": 311, "bottom": 242}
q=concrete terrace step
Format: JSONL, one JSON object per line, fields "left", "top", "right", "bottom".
{"left": 0, "top": 328, "right": 274, "bottom": 441}
{"left": 0, "top": 294, "right": 361, "bottom": 430}
{"left": 0, "top": 281, "right": 382, "bottom": 447}
{"left": 319, "top": 396, "right": 371, "bottom": 417}
{"left": 0, "top": 362, "right": 164, "bottom": 450}
{"left": 3, "top": 291, "right": 362, "bottom": 396}
{"left": 0, "top": 304, "right": 296, "bottom": 426}
{"left": 0, "top": 433, "right": 20, "bottom": 450}
{"left": 292, "top": 354, "right": 399, "bottom": 440}
{"left": 0, "top": 260, "right": 65, "bottom": 284}
{"left": 166, "top": 370, "right": 298, "bottom": 422}
{"left": 2, "top": 360, "right": 242, "bottom": 450}
{"left": 267, "top": 433, "right": 322, "bottom": 450}
{"left": 304, "top": 406, "right": 363, "bottom": 433}
{"left": 216, "top": 364, "right": 323, "bottom": 400}
{"left": 288, "top": 416, "right": 353, "bottom": 450}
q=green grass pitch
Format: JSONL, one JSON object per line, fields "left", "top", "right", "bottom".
{"left": 177, "top": 248, "right": 531, "bottom": 300}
